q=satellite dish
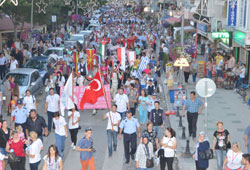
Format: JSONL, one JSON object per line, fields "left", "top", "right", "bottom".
{"left": 196, "top": 78, "right": 216, "bottom": 98}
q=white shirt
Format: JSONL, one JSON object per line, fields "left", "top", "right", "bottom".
{"left": 23, "top": 95, "right": 36, "bottom": 111}
{"left": 58, "top": 76, "right": 65, "bottom": 87}
{"left": 240, "top": 67, "right": 245, "bottom": 78}
{"left": 29, "top": 139, "right": 43, "bottom": 163}
{"left": 46, "top": 94, "right": 60, "bottom": 112}
{"left": 161, "top": 136, "right": 176, "bottom": 158}
{"left": 226, "top": 150, "right": 243, "bottom": 169}
{"left": 10, "top": 59, "right": 18, "bottom": 70}
{"left": 106, "top": 111, "right": 121, "bottom": 132}
{"left": 114, "top": 94, "right": 129, "bottom": 112}
{"left": 68, "top": 111, "right": 80, "bottom": 129}
{"left": 53, "top": 116, "right": 67, "bottom": 136}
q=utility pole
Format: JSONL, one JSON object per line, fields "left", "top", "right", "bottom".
{"left": 76, "top": 0, "right": 78, "bottom": 15}
{"left": 30, "top": 0, "right": 34, "bottom": 49}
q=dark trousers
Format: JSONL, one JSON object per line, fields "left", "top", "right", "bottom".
{"left": 196, "top": 161, "right": 207, "bottom": 170}
{"left": 29, "top": 160, "right": 40, "bottom": 170}
{"left": 184, "top": 71, "right": 190, "bottom": 83}
{"left": 160, "top": 157, "right": 174, "bottom": 170}
{"left": 123, "top": 133, "right": 137, "bottom": 162}
{"left": 187, "top": 112, "right": 198, "bottom": 137}
{"left": 69, "top": 128, "right": 79, "bottom": 145}
{"left": 9, "top": 156, "right": 25, "bottom": 170}
{"left": 130, "top": 107, "right": 135, "bottom": 116}
{"left": 47, "top": 111, "right": 55, "bottom": 132}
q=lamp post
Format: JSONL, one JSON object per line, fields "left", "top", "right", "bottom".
{"left": 30, "top": 0, "right": 34, "bottom": 50}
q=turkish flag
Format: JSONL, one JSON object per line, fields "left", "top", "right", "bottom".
{"left": 80, "top": 72, "right": 104, "bottom": 110}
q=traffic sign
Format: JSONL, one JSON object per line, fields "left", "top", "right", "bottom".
{"left": 196, "top": 78, "right": 216, "bottom": 98}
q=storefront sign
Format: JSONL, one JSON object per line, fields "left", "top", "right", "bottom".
{"left": 234, "top": 30, "right": 246, "bottom": 47}
{"left": 212, "top": 32, "right": 230, "bottom": 39}
{"left": 197, "top": 23, "right": 207, "bottom": 32}
{"left": 228, "top": 0, "right": 237, "bottom": 26}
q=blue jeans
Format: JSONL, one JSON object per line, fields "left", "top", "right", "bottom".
{"left": 215, "top": 149, "right": 227, "bottom": 170}
{"left": 192, "top": 73, "right": 197, "bottom": 82}
{"left": 248, "top": 138, "right": 250, "bottom": 154}
{"left": 47, "top": 111, "right": 55, "bottom": 132}
{"left": 0, "top": 147, "right": 6, "bottom": 155}
{"left": 216, "top": 69, "right": 223, "bottom": 78}
{"left": 236, "top": 77, "right": 245, "bottom": 88}
{"left": 118, "top": 111, "right": 126, "bottom": 119}
{"left": 55, "top": 133, "right": 66, "bottom": 157}
{"left": 153, "top": 126, "right": 162, "bottom": 140}
{"left": 107, "top": 130, "right": 118, "bottom": 156}
{"left": 30, "top": 160, "right": 40, "bottom": 170}
{"left": 138, "top": 168, "right": 152, "bottom": 170}
{"left": 206, "top": 70, "right": 212, "bottom": 79}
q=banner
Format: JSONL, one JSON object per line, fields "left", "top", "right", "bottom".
{"left": 99, "top": 41, "right": 105, "bottom": 63}
{"left": 73, "top": 51, "right": 79, "bottom": 73}
{"left": 117, "top": 47, "right": 126, "bottom": 71}
{"left": 227, "top": 0, "right": 237, "bottom": 27}
{"left": 61, "top": 85, "right": 111, "bottom": 110}
{"left": 86, "top": 49, "right": 96, "bottom": 71}
{"left": 128, "top": 51, "right": 136, "bottom": 66}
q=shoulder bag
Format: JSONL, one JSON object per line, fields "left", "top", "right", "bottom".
{"left": 143, "top": 145, "right": 154, "bottom": 168}
{"left": 8, "top": 152, "right": 21, "bottom": 164}
{"left": 199, "top": 149, "right": 214, "bottom": 160}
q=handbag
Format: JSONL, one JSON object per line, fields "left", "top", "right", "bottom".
{"left": 143, "top": 145, "right": 154, "bottom": 168}
{"left": 157, "top": 148, "right": 165, "bottom": 158}
{"left": 199, "top": 149, "right": 214, "bottom": 160}
{"left": 45, "top": 86, "right": 49, "bottom": 92}
{"left": 226, "top": 141, "right": 231, "bottom": 149}
{"left": 8, "top": 152, "right": 21, "bottom": 164}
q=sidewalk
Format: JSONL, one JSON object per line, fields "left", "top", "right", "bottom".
{"left": 162, "top": 74, "right": 250, "bottom": 170}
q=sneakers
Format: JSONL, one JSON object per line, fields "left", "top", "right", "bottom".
{"left": 73, "top": 146, "right": 76, "bottom": 150}
{"left": 71, "top": 143, "right": 74, "bottom": 147}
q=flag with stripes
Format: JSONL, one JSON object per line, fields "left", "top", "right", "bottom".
{"left": 137, "top": 56, "right": 149, "bottom": 78}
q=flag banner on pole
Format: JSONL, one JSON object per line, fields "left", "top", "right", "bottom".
{"left": 73, "top": 51, "right": 79, "bottom": 73}
{"left": 137, "top": 56, "right": 150, "bottom": 78}
{"left": 117, "top": 47, "right": 126, "bottom": 71}
{"left": 61, "top": 85, "right": 111, "bottom": 110}
{"left": 86, "top": 49, "right": 96, "bottom": 71}
{"left": 128, "top": 51, "right": 136, "bottom": 66}
{"left": 59, "top": 73, "right": 74, "bottom": 116}
{"left": 99, "top": 41, "right": 105, "bottom": 63}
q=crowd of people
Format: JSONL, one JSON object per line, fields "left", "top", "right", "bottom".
{"left": 0, "top": 1, "right": 249, "bottom": 170}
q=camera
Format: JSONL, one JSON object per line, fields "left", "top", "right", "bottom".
{"left": 90, "top": 146, "right": 96, "bottom": 153}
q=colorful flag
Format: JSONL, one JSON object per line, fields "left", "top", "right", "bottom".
{"left": 80, "top": 72, "right": 104, "bottom": 110}
{"left": 137, "top": 56, "right": 150, "bottom": 78}
{"left": 128, "top": 51, "right": 136, "bottom": 66}
{"left": 73, "top": 51, "right": 79, "bottom": 73}
{"left": 99, "top": 41, "right": 105, "bottom": 63}
{"left": 60, "top": 73, "right": 74, "bottom": 116}
{"left": 117, "top": 47, "right": 126, "bottom": 71}
{"left": 86, "top": 49, "right": 95, "bottom": 71}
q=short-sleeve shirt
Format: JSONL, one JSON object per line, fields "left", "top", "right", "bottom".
{"left": 29, "top": 138, "right": 43, "bottom": 163}
{"left": 68, "top": 111, "right": 80, "bottom": 129}
{"left": 11, "top": 106, "right": 29, "bottom": 124}
{"left": 46, "top": 94, "right": 60, "bottom": 112}
{"left": 213, "top": 130, "right": 230, "bottom": 150}
{"left": 114, "top": 94, "right": 129, "bottom": 112}
{"left": 26, "top": 115, "right": 47, "bottom": 137}
{"left": 8, "top": 137, "right": 26, "bottom": 157}
{"left": 226, "top": 149, "right": 243, "bottom": 169}
{"left": 119, "top": 117, "right": 140, "bottom": 134}
{"left": 77, "top": 137, "right": 94, "bottom": 161}
{"left": 106, "top": 111, "right": 121, "bottom": 132}
{"left": 43, "top": 155, "right": 62, "bottom": 170}
{"left": 244, "top": 125, "right": 250, "bottom": 138}
{"left": 10, "top": 59, "right": 18, "bottom": 70}
{"left": 184, "top": 98, "right": 203, "bottom": 113}
{"left": 53, "top": 116, "right": 67, "bottom": 136}
{"left": 23, "top": 95, "right": 36, "bottom": 111}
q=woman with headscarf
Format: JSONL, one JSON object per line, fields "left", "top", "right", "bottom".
{"left": 193, "top": 131, "right": 210, "bottom": 170}
{"left": 135, "top": 134, "right": 154, "bottom": 170}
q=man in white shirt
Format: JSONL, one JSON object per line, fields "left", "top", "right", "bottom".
{"left": 44, "top": 88, "right": 60, "bottom": 132}
{"left": 10, "top": 55, "right": 18, "bottom": 71}
{"left": 102, "top": 104, "right": 121, "bottom": 157}
{"left": 53, "top": 112, "right": 68, "bottom": 157}
{"left": 112, "top": 88, "right": 130, "bottom": 119}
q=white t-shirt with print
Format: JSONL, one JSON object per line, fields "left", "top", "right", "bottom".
{"left": 23, "top": 95, "right": 36, "bottom": 111}
{"left": 29, "top": 138, "right": 43, "bottom": 163}
{"left": 226, "top": 149, "right": 243, "bottom": 169}
{"left": 114, "top": 94, "right": 129, "bottom": 112}
{"left": 106, "top": 111, "right": 121, "bottom": 132}
{"left": 53, "top": 116, "right": 67, "bottom": 136}
{"left": 46, "top": 94, "right": 60, "bottom": 112}
{"left": 68, "top": 111, "right": 80, "bottom": 129}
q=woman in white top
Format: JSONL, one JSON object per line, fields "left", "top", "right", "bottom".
{"left": 135, "top": 135, "right": 154, "bottom": 170}
{"left": 42, "top": 144, "right": 63, "bottom": 170}
{"left": 67, "top": 104, "right": 80, "bottom": 150}
{"left": 55, "top": 71, "right": 65, "bottom": 94}
{"left": 23, "top": 90, "right": 37, "bottom": 112}
{"left": 45, "top": 74, "right": 55, "bottom": 93}
{"left": 223, "top": 142, "right": 243, "bottom": 170}
{"left": 160, "top": 128, "right": 177, "bottom": 170}
{"left": 53, "top": 112, "right": 68, "bottom": 157}
{"left": 26, "top": 131, "right": 43, "bottom": 170}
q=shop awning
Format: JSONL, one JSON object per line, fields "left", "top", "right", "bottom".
{"left": 165, "top": 17, "right": 181, "bottom": 25}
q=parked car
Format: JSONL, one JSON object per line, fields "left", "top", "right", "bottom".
{"left": 64, "top": 34, "right": 84, "bottom": 48}
{"left": 79, "top": 30, "right": 93, "bottom": 36}
{"left": 4, "top": 68, "right": 43, "bottom": 98}
{"left": 24, "top": 56, "right": 57, "bottom": 78}
{"left": 86, "top": 23, "right": 101, "bottom": 31}
{"left": 43, "top": 47, "right": 67, "bottom": 60}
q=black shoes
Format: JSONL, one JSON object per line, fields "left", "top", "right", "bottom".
{"left": 125, "top": 160, "right": 129, "bottom": 164}
{"left": 131, "top": 154, "right": 135, "bottom": 160}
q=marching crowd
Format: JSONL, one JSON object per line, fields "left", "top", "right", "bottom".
{"left": 0, "top": 2, "right": 249, "bottom": 170}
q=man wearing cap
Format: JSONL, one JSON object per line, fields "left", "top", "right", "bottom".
{"left": 10, "top": 99, "right": 29, "bottom": 131}
{"left": 149, "top": 101, "right": 164, "bottom": 139}
{"left": 119, "top": 110, "right": 141, "bottom": 164}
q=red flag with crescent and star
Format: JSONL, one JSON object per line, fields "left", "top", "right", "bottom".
{"left": 86, "top": 49, "right": 96, "bottom": 71}
{"left": 80, "top": 71, "right": 104, "bottom": 110}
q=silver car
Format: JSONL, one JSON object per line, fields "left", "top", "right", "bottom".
{"left": 4, "top": 68, "right": 43, "bottom": 98}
